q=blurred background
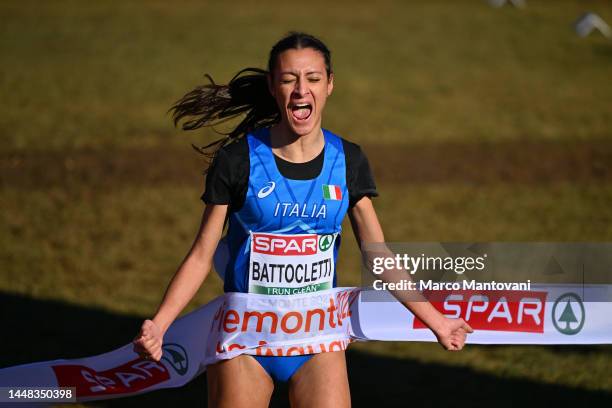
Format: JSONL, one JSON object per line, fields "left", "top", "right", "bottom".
{"left": 1, "top": 0, "right": 611, "bottom": 406}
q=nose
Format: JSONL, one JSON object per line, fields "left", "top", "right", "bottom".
{"left": 292, "top": 78, "right": 309, "bottom": 97}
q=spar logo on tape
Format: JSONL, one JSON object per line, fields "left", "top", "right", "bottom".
{"left": 52, "top": 359, "right": 169, "bottom": 397}
{"left": 52, "top": 343, "right": 188, "bottom": 397}
{"left": 413, "top": 290, "right": 548, "bottom": 333}
{"left": 253, "top": 233, "right": 334, "bottom": 255}
{"left": 161, "top": 343, "right": 189, "bottom": 375}
{"left": 552, "top": 292, "right": 585, "bottom": 335}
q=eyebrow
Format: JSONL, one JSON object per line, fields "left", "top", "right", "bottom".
{"left": 279, "top": 70, "right": 324, "bottom": 76}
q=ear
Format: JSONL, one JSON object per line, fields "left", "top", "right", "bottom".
{"left": 267, "top": 73, "right": 275, "bottom": 97}
{"left": 327, "top": 72, "right": 334, "bottom": 96}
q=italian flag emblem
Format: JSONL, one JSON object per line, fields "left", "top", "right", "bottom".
{"left": 322, "top": 184, "right": 342, "bottom": 200}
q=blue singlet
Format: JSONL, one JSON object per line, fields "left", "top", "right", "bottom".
{"left": 216, "top": 127, "right": 349, "bottom": 382}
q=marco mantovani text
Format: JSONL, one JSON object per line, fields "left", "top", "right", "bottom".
{"left": 372, "top": 280, "right": 532, "bottom": 291}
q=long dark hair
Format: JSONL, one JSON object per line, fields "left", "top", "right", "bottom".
{"left": 169, "top": 32, "right": 332, "bottom": 168}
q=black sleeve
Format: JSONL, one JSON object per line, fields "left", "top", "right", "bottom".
{"left": 342, "top": 139, "right": 379, "bottom": 208}
{"left": 201, "top": 138, "right": 249, "bottom": 211}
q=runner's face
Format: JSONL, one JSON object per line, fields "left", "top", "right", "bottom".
{"left": 269, "top": 48, "right": 334, "bottom": 137}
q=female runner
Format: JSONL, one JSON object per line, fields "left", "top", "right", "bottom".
{"left": 133, "top": 32, "right": 472, "bottom": 407}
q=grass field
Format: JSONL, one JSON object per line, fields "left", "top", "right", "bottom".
{"left": 1, "top": 0, "right": 611, "bottom": 407}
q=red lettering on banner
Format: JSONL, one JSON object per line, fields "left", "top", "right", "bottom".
{"left": 281, "top": 311, "right": 303, "bottom": 333}
{"left": 287, "top": 346, "right": 305, "bottom": 356}
{"left": 223, "top": 310, "right": 240, "bottom": 333}
{"left": 336, "top": 290, "right": 359, "bottom": 320}
{"left": 216, "top": 342, "right": 247, "bottom": 353}
{"left": 327, "top": 298, "right": 338, "bottom": 328}
{"left": 213, "top": 297, "right": 356, "bottom": 335}
{"left": 242, "top": 311, "right": 279, "bottom": 333}
{"left": 251, "top": 339, "right": 350, "bottom": 357}
{"left": 252, "top": 233, "right": 318, "bottom": 255}
{"left": 305, "top": 308, "right": 326, "bottom": 331}
{"left": 212, "top": 290, "right": 359, "bottom": 358}
{"left": 52, "top": 358, "right": 169, "bottom": 397}
{"left": 413, "top": 290, "right": 547, "bottom": 333}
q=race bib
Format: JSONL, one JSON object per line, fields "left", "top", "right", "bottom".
{"left": 248, "top": 232, "right": 338, "bottom": 295}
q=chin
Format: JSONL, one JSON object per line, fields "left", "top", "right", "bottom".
{"left": 285, "top": 115, "right": 320, "bottom": 137}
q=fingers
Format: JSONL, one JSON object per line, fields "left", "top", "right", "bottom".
{"left": 135, "top": 320, "right": 161, "bottom": 340}
{"left": 151, "top": 349, "right": 163, "bottom": 361}
{"left": 132, "top": 319, "right": 164, "bottom": 361}
{"left": 446, "top": 331, "right": 467, "bottom": 351}
{"left": 140, "top": 336, "right": 160, "bottom": 349}
{"left": 460, "top": 319, "right": 474, "bottom": 333}
{"left": 453, "top": 318, "right": 473, "bottom": 333}
{"left": 139, "top": 319, "right": 157, "bottom": 338}
{"left": 448, "top": 337, "right": 461, "bottom": 351}
{"left": 444, "top": 340, "right": 460, "bottom": 351}
{"left": 133, "top": 343, "right": 163, "bottom": 361}
{"left": 447, "top": 340, "right": 463, "bottom": 351}
{"left": 133, "top": 336, "right": 162, "bottom": 350}
{"left": 438, "top": 317, "right": 473, "bottom": 351}
{"left": 133, "top": 329, "right": 160, "bottom": 345}
{"left": 133, "top": 339, "right": 162, "bottom": 356}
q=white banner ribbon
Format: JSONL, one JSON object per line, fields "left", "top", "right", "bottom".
{"left": 0, "top": 285, "right": 610, "bottom": 402}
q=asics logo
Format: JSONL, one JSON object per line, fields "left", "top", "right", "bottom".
{"left": 257, "top": 182, "right": 276, "bottom": 199}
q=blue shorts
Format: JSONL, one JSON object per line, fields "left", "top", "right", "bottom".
{"left": 253, "top": 355, "right": 314, "bottom": 382}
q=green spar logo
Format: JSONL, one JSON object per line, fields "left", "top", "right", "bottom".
{"left": 552, "top": 293, "right": 585, "bottom": 335}
{"left": 319, "top": 234, "right": 334, "bottom": 252}
{"left": 161, "top": 343, "right": 189, "bottom": 375}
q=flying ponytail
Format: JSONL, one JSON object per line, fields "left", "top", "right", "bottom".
{"left": 168, "top": 68, "right": 279, "bottom": 162}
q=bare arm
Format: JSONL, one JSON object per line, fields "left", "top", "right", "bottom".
{"left": 133, "top": 203, "right": 228, "bottom": 360}
{"left": 152, "top": 203, "right": 228, "bottom": 333}
{"left": 349, "top": 197, "right": 472, "bottom": 350}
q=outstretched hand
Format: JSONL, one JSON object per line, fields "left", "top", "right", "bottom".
{"left": 132, "top": 319, "right": 164, "bottom": 361}
{"left": 433, "top": 317, "right": 474, "bottom": 351}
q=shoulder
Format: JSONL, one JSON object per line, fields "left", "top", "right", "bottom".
{"left": 206, "top": 136, "right": 250, "bottom": 188}
{"left": 334, "top": 136, "right": 378, "bottom": 206}
{"left": 339, "top": 137, "right": 364, "bottom": 159}
{"left": 215, "top": 135, "right": 249, "bottom": 161}
{"left": 322, "top": 128, "right": 366, "bottom": 160}
{"left": 337, "top": 136, "right": 370, "bottom": 171}
{"left": 203, "top": 136, "right": 250, "bottom": 208}
{"left": 209, "top": 136, "right": 250, "bottom": 176}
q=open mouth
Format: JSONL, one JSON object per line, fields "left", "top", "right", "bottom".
{"left": 290, "top": 103, "right": 312, "bottom": 121}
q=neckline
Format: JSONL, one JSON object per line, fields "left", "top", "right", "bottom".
{"left": 264, "top": 127, "right": 327, "bottom": 182}
{"left": 272, "top": 144, "right": 325, "bottom": 165}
